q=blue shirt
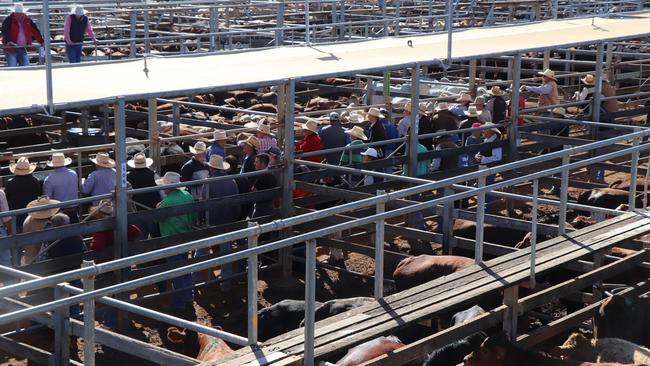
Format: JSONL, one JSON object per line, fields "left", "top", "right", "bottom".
{"left": 319, "top": 123, "right": 349, "bottom": 165}
{"left": 43, "top": 167, "right": 79, "bottom": 206}
{"left": 207, "top": 170, "right": 239, "bottom": 226}
{"left": 381, "top": 118, "right": 399, "bottom": 155}
{"left": 82, "top": 167, "right": 116, "bottom": 205}
{"left": 205, "top": 143, "right": 225, "bottom": 160}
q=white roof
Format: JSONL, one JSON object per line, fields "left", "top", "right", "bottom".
{"left": 1, "top": 12, "right": 650, "bottom": 114}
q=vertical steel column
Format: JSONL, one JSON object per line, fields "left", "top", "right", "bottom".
{"left": 605, "top": 42, "right": 614, "bottom": 81}
{"left": 502, "top": 286, "right": 519, "bottom": 341}
{"left": 102, "top": 104, "right": 110, "bottom": 143}
{"left": 148, "top": 98, "right": 161, "bottom": 174}
{"left": 383, "top": 71, "right": 391, "bottom": 116}
{"left": 629, "top": 134, "right": 640, "bottom": 210}
{"left": 276, "top": 1, "right": 285, "bottom": 46}
{"left": 395, "top": 0, "right": 401, "bottom": 36}
{"left": 247, "top": 222, "right": 259, "bottom": 345}
{"left": 53, "top": 286, "right": 70, "bottom": 366}
{"left": 644, "top": 153, "right": 650, "bottom": 208}
{"left": 338, "top": 0, "right": 345, "bottom": 40}
{"left": 552, "top": 0, "right": 559, "bottom": 19}
{"left": 510, "top": 54, "right": 522, "bottom": 155}
{"left": 77, "top": 152, "right": 83, "bottom": 192}
{"left": 408, "top": 65, "right": 420, "bottom": 177}
{"left": 382, "top": 0, "right": 388, "bottom": 36}
{"left": 558, "top": 154, "right": 570, "bottom": 235}
{"left": 468, "top": 59, "right": 477, "bottom": 95}
{"left": 591, "top": 43, "right": 605, "bottom": 182}
{"left": 543, "top": 49, "right": 551, "bottom": 71}
{"left": 475, "top": 172, "right": 486, "bottom": 264}
{"left": 374, "top": 190, "right": 386, "bottom": 300}
{"left": 446, "top": 0, "right": 453, "bottom": 65}
{"left": 305, "top": 0, "right": 311, "bottom": 45}
{"left": 43, "top": 0, "right": 54, "bottom": 114}
{"left": 172, "top": 104, "right": 180, "bottom": 137}
{"left": 330, "top": 1, "right": 337, "bottom": 39}
{"left": 442, "top": 187, "right": 454, "bottom": 255}
{"left": 82, "top": 260, "right": 96, "bottom": 366}
{"left": 529, "top": 179, "right": 538, "bottom": 289}
{"left": 143, "top": 9, "right": 150, "bottom": 54}
{"left": 129, "top": 11, "right": 136, "bottom": 57}
{"left": 304, "top": 239, "right": 317, "bottom": 366}
{"left": 280, "top": 81, "right": 296, "bottom": 278}
{"left": 428, "top": 0, "right": 433, "bottom": 29}
{"left": 80, "top": 109, "right": 89, "bottom": 135}
{"left": 114, "top": 97, "right": 129, "bottom": 330}
{"left": 209, "top": 7, "right": 218, "bottom": 52}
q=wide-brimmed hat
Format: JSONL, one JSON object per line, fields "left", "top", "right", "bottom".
{"left": 474, "top": 96, "right": 486, "bottom": 105}
{"left": 538, "top": 68, "right": 558, "bottom": 81}
{"left": 89, "top": 199, "right": 114, "bottom": 217}
{"left": 240, "top": 135, "right": 259, "bottom": 149}
{"left": 302, "top": 120, "right": 319, "bottom": 134}
{"left": 90, "top": 152, "right": 115, "bottom": 168}
{"left": 207, "top": 154, "right": 230, "bottom": 170}
{"left": 345, "top": 126, "right": 368, "bottom": 141}
{"left": 360, "top": 147, "right": 379, "bottom": 158}
{"left": 367, "top": 107, "right": 385, "bottom": 119}
{"left": 10, "top": 157, "right": 36, "bottom": 175}
{"left": 243, "top": 121, "right": 259, "bottom": 129}
{"left": 127, "top": 153, "right": 153, "bottom": 168}
{"left": 26, "top": 196, "right": 61, "bottom": 220}
{"left": 189, "top": 141, "right": 207, "bottom": 155}
{"left": 256, "top": 123, "right": 275, "bottom": 137}
{"left": 488, "top": 86, "right": 505, "bottom": 96}
{"left": 212, "top": 129, "right": 227, "bottom": 141}
{"left": 9, "top": 3, "right": 27, "bottom": 13}
{"left": 47, "top": 152, "right": 72, "bottom": 168}
{"left": 456, "top": 93, "right": 472, "bottom": 103}
{"left": 156, "top": 171, "right": 182, "bottom": 187}
{"left": 581, "top": 74, "right": 595, "bottom": 86}
{"left": 483, "top": 122, "right": 501, "bottom": 135}
{"left": 435, "top": 102, "right": 449, "bottom": 111}
{"left": 552, "top": 107, "right": 570, "bottom": 117}
{"left": 464, "top": 105, "right": 483, "bottom": 117}
{"left": 404, "top": 102, "right": 426, "bottom": 115}
{"left": 71, "top": 4, "right": 86, "bottom": 16}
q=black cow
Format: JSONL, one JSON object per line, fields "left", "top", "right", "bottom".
{"left": 258, "top": 299, "right": 322, "bottom": 342}
{"left": 595, "top": 294, "right": 650, "bottom": 348}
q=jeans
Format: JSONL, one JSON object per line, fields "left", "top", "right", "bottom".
{"left": 66, "top": 44, "right": 83, "bottom": 63}
{"left": 167, "top": 254, "right": 194, "bottom": 309}
{"left": 5, "top": 49, "right": 29, "bottom": 67}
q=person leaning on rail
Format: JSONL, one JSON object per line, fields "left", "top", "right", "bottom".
{"left": 63, "top": 5, "right": 97, "bottom": 64}
{"left": 1, "top": 3, "right": 43, "bottom": 67}
{"left": 520, "top": 68, "right": 560, "bottom": 114}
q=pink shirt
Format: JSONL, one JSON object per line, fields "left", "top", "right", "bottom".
{"left": 15, "top": 19, "right": 26, "bottom": 46}
{"left": 63, "top": 15, "right": 96, "bottom": 44}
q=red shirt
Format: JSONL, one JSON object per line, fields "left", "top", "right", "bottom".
{"left": 89, "top": 224, "right": 142, "bottom": 251}
{"left": 1, "top": 14, "right": 44, "bottom": 52}
{"left": 296, "top": 133, "right": 322, "bottom": 163}
{"left": 507, "top": 96, "right": 526, "bottom": 126}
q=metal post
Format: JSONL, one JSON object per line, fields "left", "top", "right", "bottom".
{"left": 510, "top": 54, "right": 522, "bottom": 155}
{"left": 77, "top": 151, "right": 83, "bottom": 192}
{"left": 644, "top": 153, "right": 650, "bottom": 208}
{"left": 338, "top": 0, "right": 345, "bottom": 40}
{"left": 543, "top": 49, "right": 551, "bottom": 71}
{"left": 102, "top": 104, "right": 110, "bottom": 143}
{"left": 129, "top": 11, "right": 136, "bottom": 57}
{"left": 558, "top": 154, "right": 570, "bottom": 235}
{"left": 446, "top": 0, "right": 453, "bottom": 65}
{"left": 591, "top": 43, "right": 604, "bottom": 182}
{"left": 468, "top": 59, "right": 477, "bottom": 95}
{"left": 247, "top": 222, "right": 258, "bottom": 345}
{"left": 408, "top": 65, "right": 420, "bottom": 177}
{"left": 53, "top": 286, "right": 70, "bottom": 366}
{"left": 442, "top": 187, "right": 454, "bottom": 255}
{"left": 552, "top": 0, "right": 559, "bottom": 19}
{"left": 304, "top": 239, "right": 317, "bottom": 366}
{"left": 43, "top": 0, "right": 54, "bottom": 114}
{"left": 114, "top": 97, "right": 129, "bottom": 330}
{"left": 82, "top": 260, "right": 96, "bottom": 366}
{"left": 629, "top": 134, "right": 640, "bottom": 210}
{"left": 374, "top": 190, "right": 385, "bottom": 300}
{"left": 148, "top": 98, "right": 161, "bottom": 174}
{"left": 395, "top": 0, "right": 401, "bottom": 36}
{"left": 529, "top": 179, "right": 538, "bottom": 289}
{"left": 280, "top": 81, "right": 296, "bottom": 277}
{"left": 209, "top": 7, "right": 218, "bottom": 52}
{"left": 143, "top": 9, "right": 150, "bottom": 54}
{"left": 305, "top": 0, "right": 311, "bottom": 45}
{"left": 81, "top": 108, "right": 90, "bottom": 135}
{"left": 383, "top": 71, "right": 391, "bottom": 115}
{"left": 428, "top": 0, "right": 433, "bottom": 30}
{"left": 475, "top": 171, "right": 486, "bottom": 264}
{"left": 172, "top": 104, "right": 180, "bottom": 137}
{"left": 382, "top": 0, "right": 388, "bottom": 36}
{"left": 502, "top": 286, "right": 519, "bottom": 341}
{"left": 276, "top": 1, "right": 285, "bottom": 46}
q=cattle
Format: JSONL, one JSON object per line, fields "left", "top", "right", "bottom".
{"left": 464, "top": 333, "right": 642, "bottom": 366}
{"left": 258, "top": 299, "right": 322, "bottom": 342}
{"left": 514, "top": 232, "right": 552, "bottom": 250}
{"left": 305, "top": 97, "right": 342, "bottom": 112}
{"left": 392, "top": 255, "right": 474, "bottom": 291}
{"left": 571, "top": 216, "right": 596, "bottom": 229}
{"left": 609, "top": 178, "right": 650, "bottom": 193}
{"left": 336, "top": 336, "right": 416, "bottom": 366}
{"left": 552, "top": 332, "right": 650, "bottom": 364}
{"left": 166, "top": 326, "right": 232, "bottom": 361}
{"left": 595, "top": 295, "right": 650, "bottom": 348}
{"left": 299, "top": 297, "right": 375, "bottom": 327}
{"left": 452, "top": 219, "right": 529, "bottom": 247}
{"left": 576, "top": 189, "right": 643, "bottom": 216}
{"left": 248, "top": 103, "right": 278, "bottom": 114}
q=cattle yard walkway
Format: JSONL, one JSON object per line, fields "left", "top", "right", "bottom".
{"left": 212, "top": 211, "right": 650, "bottom": 366}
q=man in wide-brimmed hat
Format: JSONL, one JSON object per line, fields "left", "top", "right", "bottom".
{"left": 296, "top": 120, "right": 322, "bottom": 163}
{"left": 459, "top": 105, "right": 483, "bottom": 144}
{"left": 474, "top": 96, "right": 492, "bottom": 124}
{"left": 127, "top": 153, "right": 160, "bottom": 238}
{"left": 83, "top": 152, "right": 116, "bottom": 205}
{"left": 1, "top": 3, "right": 44, "bottom": 66}
{"left": 485, "top": 86, "right": 507, "bottom": 124}
{"left": 449, "top": 93, "right": 473, "bottom": 118}
{"left": 5, "top": 157, "right": 41, "bottom": 231}
{"left": 430, "top": 102, "right": 459, "bottom": 145}
{"left": 238, "top": 135, "right": 259, "bottom": 175}
{"left": 365, "top": 107, "right": 388, "bottom": 155}
{"left": 379, "top": 107, "right": 399, "bottom": 159}
{"left": 205, "top": 129, "right": 227, "bottom": 161}
{"left": 181, "top": 141, "right": 209, "bottom": 200}
{"left": 319, "top": 112, "right": 348, "bottom": 165}
{"left": 397, "top": 102, "right": 426, "bottom": 137}
{"left": 520, "top": 68, "right": 559, "bottom": 108}
{"left": 22, "top": 196, "right": 61, "bottom": 264}
{"left": 340, "top": 126, "right": 368, "bottom": 165}
{"left": 43, "top": 153, "right": 79, "bottom": 222}
{"left": 475, "top": 122, "right": 502, "bottom": 165}
{"left": 255, "top": 123, "right": 278, "bottom": 154}
{"left": 63, "top": 4, "right": 97, "bottom": 63}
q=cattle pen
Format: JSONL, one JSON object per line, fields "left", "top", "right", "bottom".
{"left": 2, "top": 1, "right": 650, "bottom": 366}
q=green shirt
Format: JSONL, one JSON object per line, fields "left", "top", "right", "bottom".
{"left": 340, "top": 140, "right": 364, "bottom": 165}
{"left": 403, "top": 143, "right": 430, "bottom": 177}
{"left": 157, "top": 189, "right": 195, "bottom": 237}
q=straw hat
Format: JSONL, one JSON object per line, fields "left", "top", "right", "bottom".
{"left": 71, "top": 4, "right": 86, "bottom": 16}
{"left": 581, "top": 74, "right": 596, "bottom": 86}
{"left": 241, "top": 135, "right": 260, "bottom": 149}
{"left": 127, "top": 153, "right": 153, "bottom": 168}
{"left": 474, "top": 96, "right": 486, "bottom": 105}
{"left": 367, "top": 107, "right": 385, "bottom": 119}
{"left": 464, "top": 105, "right": 483, "bottom": 117}
{"left": 256, "top": 123, "right": 275, "bottom": 137}
{"left": 302, "top": 120, "right": 319, "bottom": 134}
{"left": 488, "top": 86, "right": 505, "bottom": 96}
{"left": 483, "top": 122, "right": 501, "bottom": 135}
{"left": 345, "top": 126, "right": 368, "bottom": 141}
{"left": 189, "top": 141, "right": 207, "bottom": 155}
{"left": 47, "top": 152, "right": 72, "bottom": 168}
{"left": 552, "top": 107, "right": 569, "bottom": 117}
{"left": 207, "top": 154, "right": 230, "bottom": 170}
{"left": 89, "top": 199, "right": 114, "bottom": 217}
{"left": 9, "top": 3, "right": 27, "bottom": 13}
{"left": 360, "top": 147, "right": 379, "bottom": 159}
{"left": 435, "top": 102, "right": 449, "bottom": 111}
{"left": 212, "top": 129, "right": 227, "bottom": 141}
{"left": 243, "top": 121, "right": 259, "bottom": 129}
{"left": 156, "top": 171, "right": 182, "bottom": 187}
{"left": 404, "top": 102, "right": 426, "bottom": 115}
{"left": 10, "top": 157, "right": 36, "bottom": 176}
{"left": 26, "top": 196, "right": 61, "bottom": 220}
{"left": 456, "top": 93, "right": 472, "bottom": 103}
{"left": 90, "top": 152, "right": 115, "bottom": 168}
{"left": 538, "top": 68, "right": 558, "bottom": 81}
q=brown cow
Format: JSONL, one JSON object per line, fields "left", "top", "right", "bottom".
{"left": 552, "top": 332, "right": 650, "bottom": 364}
{"left": 464, "top": 333, "right": 642, "bottom": 366}
{"left": 453, "top": 219, "right": 529, "bottom": 247}
{"left": 336, "top": 336, "right": 416, "bottom": 366}
{"left": 608, "top": 178, "right": 650, "bottom": 193}
{"left": 576, "top": 189, "right": 643, "bottom": 215}
{"left": 595, "top": 295, "right": 650, "bottom": 348}
{"left": 167, "top": 326, "right": 233, "bottom": 361}
{"left": 393, "top": 255, "right": 474, "bottom": 291}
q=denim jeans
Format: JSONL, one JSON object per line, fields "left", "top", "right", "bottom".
{"left": 5, "top": 49, "right": 29, "bottom": 67}
{"left": 167, "top": 254, "right": 194, "bottom": 309}
{"left": 66, "top": 44, "right": 82, "bottom": 63}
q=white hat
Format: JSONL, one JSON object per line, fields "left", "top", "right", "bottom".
{"left": 207, "top": 155, "right": 230, "bottom": 170}
{"left": 90, "top": 152, "right": 115, "bottom": 168}
{"left": 10, "top": 157, "right": 36, "bottom": 175}
{"left": 302, "top": 120, "right": 319, "bottom": 134}
{"left": 367, "top": 107, "right": 385, "bottom": 119}
{"left": 345, "top": 126, "right": 368, "bottom": 141}
{"left": 487, "top": 86, "right": 505, "bottom": 96}
{"left": 256, "top": 123, "right": 275, "bottom": 137}
{"left": 404, "top": 102, "right": 426, "bottom": 115}
{"left": 47, "top": 153, "right": 72, "bottom": 168}
{"left": 464, "top": 105, "right": 483, "bottom": 117}
{"left": 71, "top": 4, "right": 86, "bottom": 16}
{"left": 213, "top": 129, "right": 227, "bottom": 141}
{"left": 456, "top": 93, "right": 472, "bottom": 103}
{"left": 127, "top": 153, "right": 153, "bottom": 168}
{"left": 435, "top": 102, "right": 449, "bottom": 111}
{"left": 474, "top": 96, "right": 486, "bottom": 105}
{"left": 243, "top": 121, "right": 259, "bottom": 129}
{"left": 27, "top": 196, "right": 61, "bottom": 220}
{"left": 156, "top": 171, "right": 182, "bottom": 187}
{"left": 189, "top": 141, "right": 207, "bottom": 155}
{"left": 538, "top": 68, "right": 558, "bottom": 81}
{"left": 360, "top": 147, "right": 379, "bottom": 158}
{"left": 581, "top": 74, "right": 596, "bottom": 86}
{"left": 9, "top": 3, "right": 26, "bottom": 13}
{"left": 483, "top": 122, "right": 501, "bottom": 135}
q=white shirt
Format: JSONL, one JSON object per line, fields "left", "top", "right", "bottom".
{"left": 397, "top": 115, "right": 411, "bottom": 137}
{"left": 477, "top": 134, "right": 502, "bottom": 164}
